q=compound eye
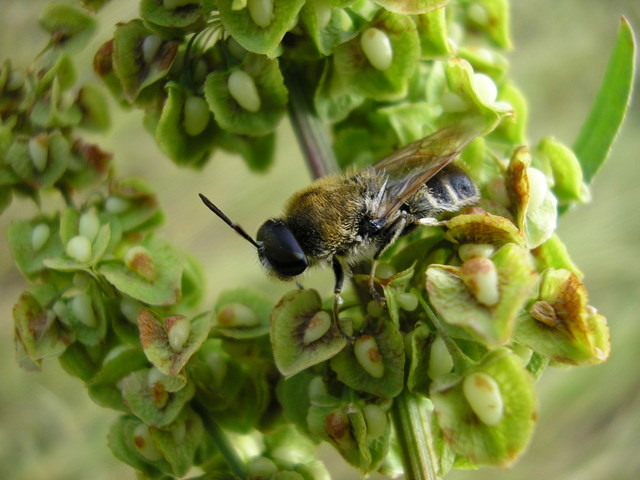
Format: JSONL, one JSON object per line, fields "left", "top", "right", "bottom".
{"left": 257, "top": 220, "right": 308, "bottom": 277}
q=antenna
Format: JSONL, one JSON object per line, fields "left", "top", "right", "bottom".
{"left": 198, "top": 193, "right": 261, "bottom": 250}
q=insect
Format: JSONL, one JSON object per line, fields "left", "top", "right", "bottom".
{"left": 199, "top": 123, "right": 482, "bottom": 337}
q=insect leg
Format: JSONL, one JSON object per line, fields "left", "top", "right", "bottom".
{"left": 369, "top": 213, "right": 408, "bottom": 303}
{"left": 331, "top": 257, "right": 353, "bottom": 342}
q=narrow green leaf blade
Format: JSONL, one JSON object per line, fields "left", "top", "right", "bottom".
{"left": 573, "top": 17, "right": 636, "bottom": 183}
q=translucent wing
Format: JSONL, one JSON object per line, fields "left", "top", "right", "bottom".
{"left": 371, "top": 123, "right": 482, "bottom": 225}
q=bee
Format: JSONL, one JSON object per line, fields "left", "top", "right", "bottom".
{"left": 199, "top": 123, "right": 482, "bottom": 336}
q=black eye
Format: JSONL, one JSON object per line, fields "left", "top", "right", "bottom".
{"left": 257, "top": 220, "right": 308, "bottom": 277}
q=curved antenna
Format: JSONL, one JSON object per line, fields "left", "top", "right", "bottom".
{"left": 198, "top": 193, "right": 261, "bottom": 250}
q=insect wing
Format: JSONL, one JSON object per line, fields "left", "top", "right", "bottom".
{"left": 372, "top": 124, "right": 481, "bottom": 224}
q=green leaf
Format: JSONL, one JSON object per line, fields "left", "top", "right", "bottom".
{"left": 299, "top": 1, "right": 359, "bottom": 56}
{"left": 39, "top": 1, "right": 97, "bottom": 51}
{"left": 537, "top": 137, "right": 587, "bottom": 205}
{"left": 156, "top": 84, "right": 217, "bottom": 167}
{"left": 430, "top": 348, "right": 537, "bottom": 466}
{"left": 204, "top": 55, "right": 288, "bottom": 136}
{"left": 333, "top": 12, "right": 420, "bottom": 101}
{"left": 140, "top": 0, "right": 207, "bottom": 35}
{"left": 413, "top": 7, "right": 450, "bottom": 59}
{"left": 463, "top": 0, "right": 512, "bottom": 50}
{"left": 217, "top": 130, "right": 276, "bottom": 172}
{"left": 138, "top": 309, "right": 210, "bottom": 376}
{"left": 330, "top": 320, "right": 405, "bottom": 398}
{"left": 99, "top": 235, "right": 183, "bottom": 306}
{"left": 217, "top": 0, "right": 306, "bottom": 56}
{"left": 271, "top": 289, "right": 347, "bottom": 377}
{"left": 149, "top": 408, "right": 204, "bottom": 476}
{"left": 7, "top": 217, "right": 64, "bottom": 280}
{"left": 213, "top": 288, "right": 272, "bottom": 339}
{"left": 121, "top": 369, "right": 196, "bottom": 427}
{"left": 573, "top": 17, "right": 636, "bottom": 183}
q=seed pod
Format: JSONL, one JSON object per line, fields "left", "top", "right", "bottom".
{"left": 227, "top": 69, "right": 261, "bottom": 112}
{"left": 360, "top": 28, "right": 393, "bottom": 71}
{"left": 460, "top": 257, "right": 500, "bottom": 307}
{"left": 183, "top": 95, "right": 210, "bottom": 136}
{"left": 66, "top": 235, "right": 92, "bottom": 263}
{"left": 303, "top": 310, "right": 331, "bottom": 345}
{"left": 79, "top": 209, "right": 100, "bottom": 242}
{"left": 71, "top": 293, "right": 97, "bottom": 328}
{"left": 463, "top": 372, "right": 504, "bottom": 426}
{"left": 165, "top": 315, "right": 190, "bottom": 352}
{"left": 31, "top": 223, "right": 50, "bottom": 252}
{"left": 427, "top": 335, "right": 453, "bottom": 380}
{"left": 217, "top": 303, "right": 259, "bottom": 327}
{"left": 105, "top": 196, "right": 130, "bottom": 214}
{"left": 248, "top": 0, "right": 274, "bottom": 28}
{"left": 354, "top": 335, "right": 385, "bottom": 378}
{"left": 397, "top": 292, "right": 418, "bottom": 312}
{"left": 363, "top": 404, "right": 387, "bottom": 440}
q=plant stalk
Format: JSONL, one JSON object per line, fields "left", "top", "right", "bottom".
{"left": 391, "top": 389, "right": 442, "bottom": 480}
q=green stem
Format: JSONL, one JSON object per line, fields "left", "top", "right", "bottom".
{"left": 193, "top": 402, "right": 247, "bottom": 478}
{"left": 284, "top": 69, "right": 338, "bottom": 179}
{"left": 391, "top": 389, "right": 441, "bottom": 480}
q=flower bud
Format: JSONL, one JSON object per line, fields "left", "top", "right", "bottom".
{"left": 183, "top": 95, "right": 210, "bottom": 136}
{"left": 303, "top": 310, "right": 331, "bottom": 345}
{"left": 312, "top": 0, "right": 332, "bottom": 29}
{"left": 461, "top": 257, "right": 500, "bottom": 307}
{"left": 441, "top": 91, "right": 468, "bottom": 113}
{"left": 142, "top": 35, "right": 162, "bottom": 64}
{"left": 133, "top": 423, "right": 163, "bottom": 461}
{"left": 376, "top": 263, "right": 396, "bottom": 279}
{"left": 165, "top": 315, "right": 190, "bottom": 352}
{"left": 248, "top": 0, "right": 273, "bottom": 28}
{"left": 124, "top": 246, "right": 156, "bottom": 281}
{"left": 31, "top": 223, "right": 50, "bottom": 252}
{"left": 71, "top": 293, "right": 97, "bottom": 327}
{"left": 360, "top": 28, "right": 393, "bottom": 71}
{"left": 427, "top": 336, "right": 453, "bottom": 380}
{"left": 216, "top": 303, "right": 259, "bottom": 327}
{"left": 308, "top": 376, "right": 327, "bottom": 400}
{"left": 367, "top": 300, "right": 384, "bottom": 318}
{"left": 354, "top": 335, "right": 384, "bottom": 378}
{"left": 527, "top": 167, "right": 549, "bottom": 209}
{"left": 79, "top": 209, "right": 100, "bottom": 242}
{"left": 247, "top": 457, "right": 279, "bottom": 477}
{"left": 363, "top": 404, "right": 387, "bottom": 440}
{"left": 227, "top": 69, "right": 261, "bottom": 112}
{"left": 29, "top": 134, "right": 49, "bottom": 172}
{"left": 66, "top": 235, "right": 92, "bottom": 263}
{"left": 463, "top": 372, "right": 504, "bottom": 426}
{"left": 467, "top": 4, "right": 489, "bottom": 25}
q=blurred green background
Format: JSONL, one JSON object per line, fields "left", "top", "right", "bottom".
{"left": 0, "top": 1, "right": 638, "bottom": 479}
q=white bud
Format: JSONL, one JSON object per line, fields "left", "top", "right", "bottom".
{"left": 166, "top": 316, "right": 191, "bottom": 352}
{"left": 427, "top": 336, "right": 453, "bottom": 380}
{"left": 375, "top": 263, "right": 396, "bottom": 280}
{"left": 231, "top": 0, "right": 247, "bottom": 10}
{"left": 105, "top": 196, "right": 130, "bottom": 214}
{"left": 248, "top": 0, "right": 274, "bottom": 28}
{"left": 397, "top": 292, "right": 418, "bottom": 312}
{"left": 467, "top": 4, "right": 489, "bottom": 25}
{"left": 360, "top": 28, "right": 393, "bottom": 71}
{"left": 312, "top": 0, "right": 332, "bottom": 29}
{"left": 303, "top": 310, "right": 332, "bottom": 345}
{"left": 363, "top": 404, "right": 387, "bottom": 440}
{"left": 133, "top": 423, "right": 163, "bottom": 461}
{"left": 463, "top": 372, "right": 504, "bottom": 426}
{"left": 527, "top": 167, "right": 549, "bottom": 209}
{"left": 29, "top": 134, "right": 48, "bottom": 172}
{"left": 217, "top": 303, "right": 259, "bottom": 327}
{"left": 183, "top": 95, "right": 210, "bottom": 136}
{"left": 441, "top": 92, "right": 468, "bottom": 113}
{"left": 336, "top": 9, "right": 353, "bottom": 31}
{"left": 66, "top": 235, "right": 92, "bottom": 263}
{"left": 461, "top": 257, "right": 500, "bottom": 307}
{"left": 473, "top": 73, "right": 498, "bottom": 105}
{"left": 31, "top": 223, "right": 50, "bottom": 252}
{"left": 228, "top": 70, "right": 261, "bottom": 113}
{"left": 71, "top": 293, "right": 97, "bottom": 328}
{"left": 79, "top": 209, "right": 100, "bottom": 242}
{"left": 142, "top": 35, "right": 163, "bottom": 64}
{"left": 354, "top": 335, "right": 385, "bottom": 378}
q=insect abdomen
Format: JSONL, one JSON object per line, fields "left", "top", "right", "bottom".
{"left": 414, "top": 165, "right": 479, "bottom": 217}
